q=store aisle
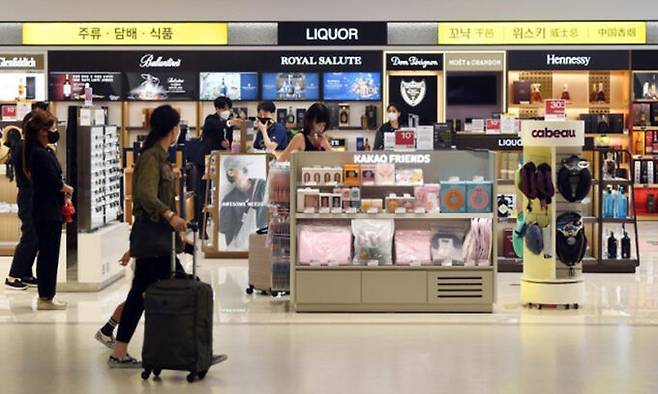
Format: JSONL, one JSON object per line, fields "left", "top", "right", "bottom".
{"left": 0, "top": 222, "right": 657, "bottom": 393}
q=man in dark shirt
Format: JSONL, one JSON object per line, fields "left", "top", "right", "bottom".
{"left": 253, "top": 101, "right": 289, "bottom": 151}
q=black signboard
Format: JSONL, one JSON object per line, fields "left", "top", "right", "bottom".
{"left": 631, "top": 50, "right": 658, "bottom": 70}
{"left": 388, "top": 74, "right": 438, "bottom": 125}
{"left": 48, "top": 50, "right": 382, "bottom": 73}
{"left": 278, "top": 22, "right": 387, "bottom": 46}
{"left": 508, "top": 50, "right": 630, "bottom": 71}
{"left": 125, "top": 72, "right": 196, "bottom": 101}
{"left": 454, "top": 133, "right": 595, "bottom": 151}
{"left": 49, "top": 72, "right": 123, "bottom": 101}
{"left": 386, "top": 53, "right": 443, "bottom": 71}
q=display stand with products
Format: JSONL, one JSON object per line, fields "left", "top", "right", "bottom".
{"left": 519, "top": 120, "right": 588, "bottom": 309}
{"left": 0, "top": 167, "right": 20, "bottom": 255}
{"left": 59, "top": 105, "right": 129, "bottom": 291}
{"left": 202, "top": 151, "right": 271, "bottom": 258}
{"left": 290, "top": 150, "right": 497, "bottom": 313}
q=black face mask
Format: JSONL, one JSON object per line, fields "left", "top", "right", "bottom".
{"left": 257, "top": 117, "right": 270, "bottom": 125}
{"left": 226, "top": 175, "right": 235, "bottom": 183}
{"left": 48, "top": 130, "right": 60, "bottom": 144}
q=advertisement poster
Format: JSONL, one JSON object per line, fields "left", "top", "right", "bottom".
{"left": 388, "top": 75, "right": 438, "bottom": 126}
{"left": 0, "top": 73, "right": 46, "bottom": 102}
{"left": 261, "top": 72, "right": 319, "bottom": 101}
{"left": 633, "top": 72, "right": 658, "bottom": 101}
{"left": 49, "top": 72, "right": 122, "bottom": 101}
{"left": 125, "top": 72, "right": 196, "bottom": 101}
{"left": 199, "top": 72, "right": 258, "bottom": 101}
{"left": 323, "top": 72, "right": 381, "bottom": 101}
{"left": 218, "top": 154, "right": 268, "bottom": 252}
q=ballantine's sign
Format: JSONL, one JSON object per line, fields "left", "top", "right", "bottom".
{"left": 546, "top": 54, "right": 591, "bottom": 66}
{"left": 354, "top": 153, "right": 431, "bottom": 164}
{"left": 139, "top": 54, "right": 181, "bottom": 68}
{"left": 280, "top": 56, "right": 362, "bottom": 66}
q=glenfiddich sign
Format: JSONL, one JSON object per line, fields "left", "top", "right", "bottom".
{"left": 386, "top": 53, "right": 443, "bottom": 71}
{"left": 0, "top": 54, "right": 44, "bottom": 70}
{"left": 278, "top": 22, "right": 387, "bottom": 46}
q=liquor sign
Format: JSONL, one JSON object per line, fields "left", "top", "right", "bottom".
{"left": 545, "top": 99, "right": 567, "bottom": 121}
{"left": 22, "top": 23, "right": 228, "bottom": 45}
{"left": 0, "top": 54, "right": 44, "bottom": 70}
{"left": 386, "top": 52, "right": 443, "bottom": 71}
{"left": 508, "top": 50, "right": 630, "bottom": 71}
{"left": 278, "top": 22, "right": 387, "bottom": 46}
{"left": 438, "top": 21, "right": 646, "bottom": 45}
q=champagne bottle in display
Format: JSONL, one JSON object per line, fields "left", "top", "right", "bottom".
{"left": 63, "top": 74, "right": 72, "bottom": 98}
{"left": 607, "top": 231, "right": 618, "bottom": 259}
{"left": 621, "top": 228, "right": 631, "bottom": 259}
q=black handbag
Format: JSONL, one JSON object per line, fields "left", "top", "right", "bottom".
{"left": 130, "top": 216, "right": 175, "bottom": 258}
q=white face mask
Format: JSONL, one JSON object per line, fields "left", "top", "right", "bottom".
{"left": 219, "top": 110, "right": 231, "bottom": 120}
{"left": 387, "top": 112, "right": 399, "bottom": 122}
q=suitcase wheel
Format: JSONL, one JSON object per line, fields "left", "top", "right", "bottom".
{"left": 246, "top": 285, "right": 254, "bottom": 295}
{"left": 141, "top": 370, "right": 151, "bottom": 380}
{"left": 187, "top": 372, "right": 196, "bottom": 383}
{"left": 153, "top": 369, "right": 161, "bottom": 377}
{"left": 199, "top": 370, "right": 208, "bottom": 380}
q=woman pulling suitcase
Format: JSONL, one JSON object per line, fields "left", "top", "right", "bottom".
{"left": 109, "top": 105, "right": 226, "bottom": 370}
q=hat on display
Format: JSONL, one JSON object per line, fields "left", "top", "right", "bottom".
{"left": 557, "top": 155, "right": 592, "bottom": 203}
{"left": 525, "top": 222, "right": 544, "bottom": 255}
{"left": 512, "top": 212, "right": 526, "bottom": 258}
{"left": 556, "top": 211, "right": 587, "bottom": 269}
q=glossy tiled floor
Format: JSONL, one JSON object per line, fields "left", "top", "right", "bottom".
{"left": 1, "top": 223, "right": 658, "bottom": 393}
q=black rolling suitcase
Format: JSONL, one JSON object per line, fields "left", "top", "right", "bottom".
{"left": 141, "top": 224, "right": 219, "bottom": 382}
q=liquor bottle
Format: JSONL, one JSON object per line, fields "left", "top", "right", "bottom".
{"left": 646, "top": 131, "right": 654, "bottom": 154}
{"left": 219, "top": 77, "right": 227, "bottom": 96}
{"left": 231, "top": 132, "right": 241, "bottom": 153}
{"left": 286, "top": 106, "right": 295, "bottom": 127}
{"left": 285, "top": 75, "right": 295, "bottom": 99}
{"left": 364, "top": 138, "right": 371, "bottom": 151}
{"left": 590, "top": 83, "right": 598, "bottom": 103}
{"left": 595, "top": 82, "right": 607, "bottom": 102}
{"left": 339, "top": 105, "right": 350, "bottom": 128}
{"left": 621, "top": 229, "right": 631, "bottom": 259}
{"left": 530, "top": 83, "right": 542, "bottom": 103}
{"left": 603, "top": 187, "right": 614, "bottom": 218}
{"left": 614, "top": 186, "right": 628, "bottom": 219}
{"left": 560, "top": 83, "right": 571, "bottom": 101}
{"left": 63, "top": 74, "right": 72, "bottom": 98}
{"left": 607, "top": 231, "right": 618, "bottom": 259}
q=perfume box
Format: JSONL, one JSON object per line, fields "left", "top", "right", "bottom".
{"left": 343, "top": 164, "right": 360, "bottom": 186}
{"left": 331, "top": 194, "right": 342, "bottom": 210}
{"left": 276, "top": 108, "right": 287, "bottom": 126}
{"left": 319, "top": 193, "right": 332, "bottom": 210}
{"left": 361, "top": 164, "right": 376, "bottom": 185}
{"left": 395, "top": 168, "right": 424, "bottom": 186}
{"left": 308, "top": 167, "right": 322, "bottom": 185}
{"left": 414, "top": 184, "right": 440, "bottom": 212}
{"left": 375, "top": 163, "right": 396, "bottom": 185}
{"left": 296, "top": 108, "right": 305, "bottom": 130}
{"left": 301, "top": 167, "right": 313, "bottom": 185}
{"left": 513, "top": 81, "right": 531, "bottom": 104}
{"left": 350, "top": 187, "right": 361, "bottom": 201}
{"left": 361, "top": 199, "right": 383, "bottom": 212}
{"left": 466, "top": 181, "right": 493, "bottom": 213}
{"left": 439, "top": 181, "right": 467, "bottom": 213}
{"left": 503, "top": 228, "right": 517, "bottom": 258}
{"left": 330, "top": 166, "right": 343, "bottom": 184}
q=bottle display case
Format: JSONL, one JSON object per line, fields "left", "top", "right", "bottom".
{"left": 290, "top": 150, "right": 497, "bottom": 312}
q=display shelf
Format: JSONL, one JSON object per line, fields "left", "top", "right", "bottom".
{"left": 497, "top": 179, "right": 515, "bottom": 185}
{"left": 632, "top": 127, "right": 658, "bottom": 131}
{"left": 296, "top": 212, "right": 493, "bottom": 220}
{"left": 599, "top": 179, "right": 633, "bottom": 186}
{"left": 498, "top": 215, "right": 597, "bottom": 223}
{"left": 600, "top": 217, "right": 638, "bottom": 224}
{"left": 297, "top": 265, "right": 494, "bottom": 271}
{"left": 634, "top": 183, "right": 658, "bottom": 188}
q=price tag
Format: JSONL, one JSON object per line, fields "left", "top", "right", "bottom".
{"left": 367, "top": 208, "right": 379, "bottom": 214}
{"left": 319, "top": 207, "right": 331, "bottom": 214}
{"left": 545, "top": 99, "right": 566, "bottom": 121}
{"left": 345, "top": 207, "right": 358, "bottom": 214}
{"left": 410, "top": 261, "right": 422, "bottom": 267}
{"left": 309, "top": 261, "right": 322, "bottom": 267}
{"left": 395, "top": 207, "right": 407, "bottom": 214}
{"left": 327, "top": 261, "right": 340, "bottom": 267}
{"left": 304, "top": 207, "right": 316, "bottom": 214}
{"left": 331, "top": 208, "right": 343, "bottom": 214}
{"left": 414, "top": 207, "right": 426, "bottom": 214}
{"left": 367, "top": 261, "right": 379, "bottom": 267}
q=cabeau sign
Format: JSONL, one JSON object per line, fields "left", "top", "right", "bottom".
{"left": 521, "top": 120, "right": 584, "bottom": 147}
{"left": 278, "top": 22, "right": 387, "bottom": 46}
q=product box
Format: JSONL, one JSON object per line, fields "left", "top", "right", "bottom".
{"left": 433, "top": 122, "right": 453, "bottom": 150}
{"left": 361, "top": 164, "right": 376, "bottom": 186}
{"left": 375, "top": 163, "right": 395, "bottom": 185}
{"left": 470, "top": 119, "right": 485, "bottom": 132}
{"left": 395, "top": 168, "right": 424, "bottom": 186}
{"left": 306, "top": 166, "right": 322, "bottom": 185}
{"left": 343, "top": 164, "right": 361, "bottom": 186}
{"left": 361, "top": 199, "right": 383, "bottom": 212}
{"left": 385, "top": 194, "right": 401, "bottom": 213}
{"left": 503, "top": 228, "right": 516, "bottom": 258}
{"left": 485, "top": 119, "right": 501, "bottom": 134}
{"left": 297, "top": 188, "right": 320, "bottom": 213}
{"left": 330, "top": 166, "right": 343, "bottom": 184}
{"left": 439, "top": 181, "right": 467, "bottom": 213}
{"left": 513, "top": 81, "right": 531, "bottom": 104}
{"left": 466, "top": 181, "right": 493, "bottom": 213}
{"left": 331, "top": 194, "right": 342, "bottom": 210}
{"left": 414, "top": 184, "right": 440, "bottom": 212}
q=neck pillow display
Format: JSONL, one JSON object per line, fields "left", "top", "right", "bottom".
{"left": 518, "top": 162, "right": 554, "bottom": 211}
{"left": 525, "top": 222, "right": 544, "bottom": 255}
{"left": 557, "top": 155, "right": 592, "bottom": 203}
{"left": 556, "top": 211, "right": 587, "bottom": 267}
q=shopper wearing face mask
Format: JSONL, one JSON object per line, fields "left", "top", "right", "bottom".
{"left": 253, "top": 101, "right": 289, "bottom": 152}
{"left": 373, "top": 103, "right": 402, "bottom": 150}
{"left": 276, "top": 103, "right": 332, "bottom": 162}
{"left": 23, "top": 108, "right": 73, "bottom": 310}
{"left": 109, "top": 105, "right": 187, "bottom": 368}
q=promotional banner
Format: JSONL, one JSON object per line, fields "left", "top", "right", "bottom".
{"left": 199, "top": 72, "right": 258, "bottom": 101}
{"left": 323, "top": 72, "right": 381, "bottom": 101}
{"left": 125, "top": 72, "right": 196, "bottom": 101}
{"left": 49, "top": 72, "right": 122, "bottom": 101}
{"left": 261, "top": 72, "right": 320, "bottom": 101}
{"left": 0, "top": 73, "right": 45, "bottom": 101}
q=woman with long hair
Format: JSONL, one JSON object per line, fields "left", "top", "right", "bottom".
{"left": 108, "top": 105, "right": 188, "bottom": 367}
{"left": 276, "top": 102, "right": 332, "bottom": 162}
{"left": 23, "top": 108, "right": 73, "bottom": 309}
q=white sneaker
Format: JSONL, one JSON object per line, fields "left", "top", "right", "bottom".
{"left": 37, "top": 297, "right": 68, "bottom": 311}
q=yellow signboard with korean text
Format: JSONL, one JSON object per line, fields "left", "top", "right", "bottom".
{"left": 22, "top": 23, "right": 228, "bottom": 45}
{"left": 438, "top": 22, "right": 646, "bottom": 45}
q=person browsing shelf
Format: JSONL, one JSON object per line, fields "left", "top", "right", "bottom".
{"left": 253, "top": 101, "right": 289, "bottom": 151}
{"left": 24, "top": 108, "right": 73, "bottom": 310}
{"left": 276, "top": 103, "right": 332, "bottom": 162}
{"left": 201, "top": 96, "right": 243, "bottom": 154}
{"left": 373, "top": 103, "right": 402, "bottom": 151}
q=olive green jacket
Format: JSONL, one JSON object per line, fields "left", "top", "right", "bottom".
{"left": 133, "top": 145, "right": 176, "bottom": 222}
